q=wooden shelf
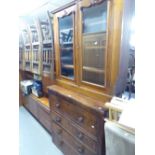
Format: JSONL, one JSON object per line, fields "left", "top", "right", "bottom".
{"left": 62, "top": 42, "right": 73, "bottom": 45}
{"left": 38, "top": 97, "right": 50, "bottom": 108}
{"left": 43, "top": 70, "right": 50, "bottom": 74}
{"left": 62, "top": 64, "right": 74, "bottom": 69}
{"left": 61, "top": 47, "right": 73, "bottom": 51}
{"left": 32, "top": 42, "right": 39, "bottom": 46}
{"left": 25, "top": 43, "right": 31, "bottom": 46}
{"left": 31, "top": 29, "right": 37, "bottom": 32}
{"left": 41, "top": 21, "right": 49, "bottom": 25}
{"left": 25, "top": 60, "right": 30, "bottom": 63}
{"left": 33, "top": 61, "right": 39, "bottom": 64}
{"left": 32, "top": 70, "right": 39, "bottom": 74}
{"left": 31, "top": 94, "right": 49, "bottom": 108}
{"left": 83, "top": 31, "right": 106, "bottom": 36}
{"left": 43, "top": 62, "right": 51, "bottom": 65}
{"left": 30, "top": 25, "right": 35, "bottom": 29}
{"left": 43, "top": 40, "right": 52, "bottom": 45}
{"left": 84, "top": 46, "right": 105, "bottom": 49}
{"left": 83, "top": 66, "right": 104, "bottom": 74}
{"left": 60, "top": 28, "right": 73, "bottom": 32}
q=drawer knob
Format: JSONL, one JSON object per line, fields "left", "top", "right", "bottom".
{"left": 78, "top": 147, "right": 84, "bottom": 153}
{"left": 77, "top": 132, "right": 84, "bottom": 140}
{"left": 57, "top": 129, "right": 62, "bottom": 135}
{"left": 91, "top": 125, "right": 95, "bottom": 129}
{"left": 78, "top": 116, "right": 84, "bottom": 123}
{"left": 55, "top": 116, "right": 61, "bottom": 123}
{"left": 55, "top": 103, "right": 60, "bottom": 108}
{"left": 94, "top": 41, "right": 98, "bottom": 45}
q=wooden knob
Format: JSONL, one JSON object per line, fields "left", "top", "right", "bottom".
{"left": 78, "top": 147, "right": 84, "bottom": 153}
{"left": 55, "top": 103, "right": 60, "bottom": 108}
{"left": 78, "top": 116, "right": 84, "bottom": 123}
{"left": 55, "top": 116, "right": 61, "bottom": 123}
{"left": 77, "top": 132, "right": 83, "bottom": 140}
{"left": 91, "top": 125, "right": 95, "bottom": 129}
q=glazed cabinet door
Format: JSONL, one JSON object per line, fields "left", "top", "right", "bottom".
{"left": 40, "top": 13, "right": 55, "bottom": 79}
{"left": 22, "top": 27, "right": 32, "bottom": 72}
{"left": 79, "top": 0, "right": 110, "bottom": 88}
{"left": 19, "top": 33, "right": 24, "bottom": 70}
{"left": 30, "top": 21, "right": 42, "bottom": 75}
{"left": 54, "top": 5, "right": 77, "bottom": 81}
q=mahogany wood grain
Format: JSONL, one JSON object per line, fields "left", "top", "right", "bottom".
{"left": 48, "top": 85, "right": 107, "bottom": 155}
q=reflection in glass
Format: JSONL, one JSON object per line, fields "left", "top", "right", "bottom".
{"left": 82, "top": 1, "right": 107, "bottom": 86}
{"left": 59, "top": 14, "right": 74, "bottom": 79}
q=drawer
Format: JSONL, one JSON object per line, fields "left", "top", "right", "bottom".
{"left": 24, "top": 96, "right": 38, "bottom": 118}
{"left": 51, "top": 111, "right": 97, "bottom": 153}
{"left": 52, "top": 132, "right": 79, "bottom": 155}
{"left": 50, "top": 95, "right": 98, "bottom": 137}
{"left": 52, "top": 123, "right": 96, "bottom": 155}
{"left": 37, "top": 104, "right": 52, "bottom": 134}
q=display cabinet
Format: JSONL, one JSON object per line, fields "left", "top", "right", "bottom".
{"left": 21, "top": 27, "right": 32, "bottom": 72}
{"left": 19, "top": 33, "right": 24, "bottom": 70}
{"left": 30, "top": 21, "right": 42, "bottom": 74}
{"left": 39, "top": 12, "right": 55, "bottom": 79}
{"left": 49, "top": 1, "right": 124, "bottom": 155}
{"left": 52, "top": 0, "right": 123, "bottom": 100}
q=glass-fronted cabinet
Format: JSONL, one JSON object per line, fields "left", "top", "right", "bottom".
{"left": 80, "top": 0, "right": 108, "bottom": 87}
{"left": 52, "top": 0, "right": 124, "bottom": 97}
{"left": 19, "top": 33, "right": 24, "bottom": 70}
{"left": 54, "top": 5, "right": 76, "bottom": 80}
{"left": 30, "top": 21, "right": 42, "bottom": 74}
{"left": 40, "top": 13, "right": 55, "bottom": 78}
{"left": 21, "top": 27, "right": 32, "bottom": 72}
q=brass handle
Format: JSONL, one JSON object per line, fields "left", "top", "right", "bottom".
{"left": 77, "top": 132, "right": 84, "bottom": 140}
{"left": 78, "top": 116, "right": 84, "bottom": 123}
{"left": 55, "top": 116, "right": 61, "bottom": 123}
{"left": 78, "top": 147, "right": 84, "bottom": 153}
{"left": 55, "top": 103, "right": 60, "bottom": 108}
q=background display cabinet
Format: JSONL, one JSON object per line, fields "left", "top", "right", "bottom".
{"left": 30, "top": 20, "right": 42, "bottom": 74}
{"left": 40, "top": 12, "right": 55, "bottom": 79}
{"left": 19, "top": 33, "right": 24, "bottom": 70}
{"left": 21, "top": 26, "right": 32, "bottom": 72}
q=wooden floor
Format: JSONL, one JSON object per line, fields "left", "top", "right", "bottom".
{"left": 19, "top": 106, "right": 63, "bottom": 155}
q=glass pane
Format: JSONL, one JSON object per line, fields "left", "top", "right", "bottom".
{"left": 59, "top": 14, "right": 74, "bottom": 79}
{"left": 83, "top": 2, "right": 107, "bottom": 34}
{"left": 82, "top": 1, "right": 107, "bottom": 86}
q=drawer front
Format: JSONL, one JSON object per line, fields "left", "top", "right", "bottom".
{"left": 37, "top": 105, "right": 52, "bottom": 134}
{"left": 51, "top": 111, "right": 97, "bottom": 153}
{"left": 52, "top": 132, "right": 79, "bottom": 155}
{"left": 52, "top": 123, "right": 96, "bottom": 155}
{"left": 24, "top": 96, "right": 38, "bottom": 118}
{"left": 50, "top": 95, "right": 98, "bottom": 137}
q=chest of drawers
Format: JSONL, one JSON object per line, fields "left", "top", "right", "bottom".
{"left": 48, "top": 85, "right": 107, "bottom": 155}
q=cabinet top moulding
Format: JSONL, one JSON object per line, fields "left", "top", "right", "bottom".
{"left": 50, "top": 1, "right": 76, "bottom": 14}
